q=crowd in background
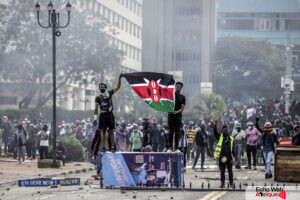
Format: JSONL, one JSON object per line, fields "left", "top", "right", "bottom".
{"left": 1, "top": 97, "right": 300, "bottom": 171}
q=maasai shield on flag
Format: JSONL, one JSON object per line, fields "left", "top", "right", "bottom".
{"left": 123, "top": 72, "right": 175, "bottom": 112}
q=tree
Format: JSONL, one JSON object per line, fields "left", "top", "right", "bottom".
{"left": 202, "top": 93, "right": 227, "bottom": 121}
{"left": 0, "top": 0, "right": 123, "bottom": 109}
{"left": 214, "top": 36, "right": 285, "bottom": 103}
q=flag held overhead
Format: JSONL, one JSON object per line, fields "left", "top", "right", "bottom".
{"left": 123, "top": 72, "right": 175, "bottom": 112}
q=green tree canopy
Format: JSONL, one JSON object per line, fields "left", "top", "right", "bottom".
{"left": 0, "top": 0, "right": 123, "bottom": 109}
{"left": 214, "top": 36, "right": 285, "bottom": 103}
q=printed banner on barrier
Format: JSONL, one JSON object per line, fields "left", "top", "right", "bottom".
{"left": 101, "top": 153, "right": 183, "bottom": 188}
{"left": 102, "top": 153, "right": 136, "bottom": 187}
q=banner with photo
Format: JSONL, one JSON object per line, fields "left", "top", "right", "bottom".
{"left": 100, "top": 153, "right": 184, "bottom": 188}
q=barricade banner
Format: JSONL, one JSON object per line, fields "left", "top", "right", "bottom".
{"left": 100, "top": 152, "right": 184, "bottom": 188}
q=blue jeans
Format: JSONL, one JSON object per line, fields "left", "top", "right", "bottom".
{"left": 234, "top": 143, "right": 243, "bottom": 168}
{"left": 263, "top": 151, "right": 273, "bottom": 175}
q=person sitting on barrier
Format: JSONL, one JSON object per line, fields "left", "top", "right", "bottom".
{"left": 214, "top": 121, "right": 235, "bottom": 189}
{"left": 56, "top": 142, "right": 66, "bottom": 166}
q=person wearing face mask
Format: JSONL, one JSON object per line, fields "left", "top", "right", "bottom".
{"left": 93, "top": 74, "right": 123, "bottom": 152}
{"left": 214, "top": 121, "right": 235, "bottom": 189}
{"left": 256, "top": 118, "right": 278, "bottom": 179}
{"left": 130, "top": 124, "right": 143, "bottom": 152}
{"left": 232, "top": 123, "right": 245, "bottom": 169}
{"left": 245, "top": 121, "right": 261, "bottom": 170}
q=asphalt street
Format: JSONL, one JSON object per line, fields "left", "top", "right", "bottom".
{"left": 2, "top": 159, "right": 296, "bottom": 200}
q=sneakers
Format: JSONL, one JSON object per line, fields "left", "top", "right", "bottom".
{"left": 269, "top": 173, "right": 273, "bottom": 179}
{"left": 229, "top": 183, "right": 234, "bottom": 189}
{"left": 111, "top": 148, "right": 116, "bottom": 153}
{"left": 265, "top": 173, "right": 273, "bottom": 179}
{"left": 100, "top": 147, "right": 106, "bottom": 152}
{"left": 219, "top": 183, "right": 225, "bottom": 189}
{"left": 174, "top": 149, "right": 181, "bottom": 153}
{"left": 253, "top": 166, "right": 257, "bottom": 170}
{"left": 167, "top": 149, "right": 173, "bottom": 153}
{"left": 245, "top": 166, "right": 251, "bottom": 169}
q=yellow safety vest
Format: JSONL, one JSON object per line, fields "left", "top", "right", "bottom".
{"left": 214, "top": 135, "right": 234, "bottom": 158}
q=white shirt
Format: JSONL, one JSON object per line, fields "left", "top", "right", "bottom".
{"left": 39, "top": 130, "right": 50, "bottom": 147}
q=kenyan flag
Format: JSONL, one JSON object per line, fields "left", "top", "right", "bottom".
{"left": 123, "top": 72, "right": 175, "bottom": 112}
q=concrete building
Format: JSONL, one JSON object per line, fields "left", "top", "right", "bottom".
{"left": 59, "top": 0, "right": 143, "bottom": 110}
{"left": 217, "top": 0, "right": 300, "bottom": 97}
{"left": 142, "top": 0, "right": 216, "bottom": 96}
{"left": 0, "top": 0, "right": 143, "bottom": 111}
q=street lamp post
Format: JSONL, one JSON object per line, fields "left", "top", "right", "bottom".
{"left": 35, "top": 1, "right": 71, "bottom": 168}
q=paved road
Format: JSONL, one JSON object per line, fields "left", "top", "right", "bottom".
{"left": 0, "top": 168, "right": 245, "bottom": 200}
{"left": 0, "top": 159, "right": 296, "bottom": 200}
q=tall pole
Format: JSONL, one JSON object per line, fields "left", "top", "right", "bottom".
{"left": 52, "top": 10, "right": 58, "bottom": 168}
{"left": 35, "top": 1, "right": 71, "bottom": 168}
{"left": 284, "top": 32, "right": 293, "bottom": 114}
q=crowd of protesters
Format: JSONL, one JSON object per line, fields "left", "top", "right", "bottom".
{"left": 1, "top": 97, "right": 300, "bottom": 183}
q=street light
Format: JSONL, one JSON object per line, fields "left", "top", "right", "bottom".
{"left": 34, "top": 1, "right": 71, "bottom": 168}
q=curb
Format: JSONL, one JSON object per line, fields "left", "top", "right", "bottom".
{"left": 0, "top": 166, "right": 97, "bottom": 188}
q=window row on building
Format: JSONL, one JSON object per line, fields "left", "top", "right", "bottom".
{"left": 116, "top": 0, "right": 142, "bottom": 16}
{"left": 89, "top": 1, "right": 142, "bottom": 38}
{"left": 174, "top": 7, "right": 201, "bottom": 16}
{"left": 218, "top": 13, "right": 300, "bottom": 31}
{"left": 174, "top": 31, "right": 202, "bottom": 42}
{"left": 109, "top": 36, "right": 141, "bottom": 61}
{"left": 174, "top": 51, "right": 201, "bottom": 61}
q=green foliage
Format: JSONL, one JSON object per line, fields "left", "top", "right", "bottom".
{"left": 202, "top": 93, "right": 227, "bottom": 121}
{"left": 0, "top": 0, "right": 123, "bottom": 109}
{"left": 58, "top": 135, "right": 86, "bottom": 162}
{"left": 38, "top": 159, "right": 61, "bottom": 168}
{"left": 214, "top": 36, "right": 285, "bottom": 102}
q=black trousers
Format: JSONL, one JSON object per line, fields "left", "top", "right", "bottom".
{"left": 152, "top": 143, "right": 159, "bottom": 152}
{"left": 193, "top": 145, "right": 206, "bottom": 168}
{"left": 26, "top": 141, "right": 32, "bottom": 158}
{"left": 246, "top": 145, "right": 257, "bottom": 167}
{"left": 39, "top": 146, "right": 48, "bottom": 159}
{"left": 219, "top": 159, "right": 233, "bottom": 185}
{"left": 168, "top": 117, "right": 181, "bottom": 149}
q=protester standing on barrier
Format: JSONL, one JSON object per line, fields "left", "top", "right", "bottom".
{"left": 214, "top": 121, "right": 235, "bottom": 189}
{"left": 167, "top": 82, "right": 185, "bottom": 153}
{"left": 93, "top": 74, "right": 123, "bottom": 152}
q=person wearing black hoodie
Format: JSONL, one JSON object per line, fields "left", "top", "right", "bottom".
{"left": 214, "top": 121, "right": 235, "bottom": 188}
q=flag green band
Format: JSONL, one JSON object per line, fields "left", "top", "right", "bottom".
{"left": 144, "top": 100, "right": 174, "bottom": 112}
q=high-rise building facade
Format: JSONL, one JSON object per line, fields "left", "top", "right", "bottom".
{"left": 142, "top": 0, "right": 216, "bottom": 96}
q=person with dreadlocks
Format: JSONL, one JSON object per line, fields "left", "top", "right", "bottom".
{"left": 214, "top": 121, "right": 235, "bottom": 189}
{"left": 255, "top": 118, "right": 278, "bottom": 179}
{"left": 93, "top": 74, "right": 123, "bottom": 152}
